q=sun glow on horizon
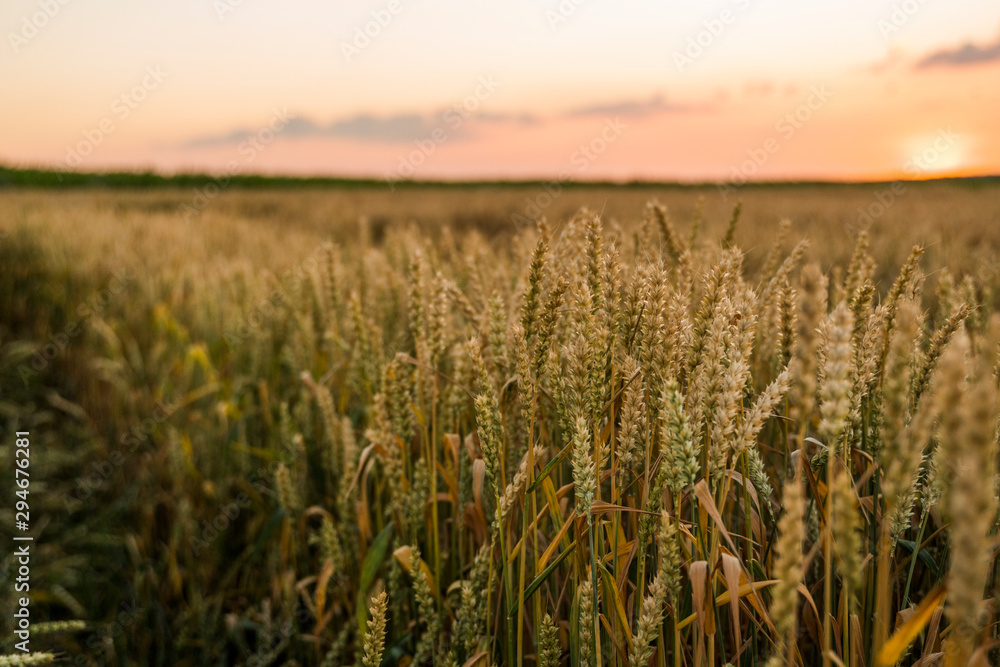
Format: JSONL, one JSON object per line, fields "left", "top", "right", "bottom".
{"left": 900, "top": 131, "right": 969, "bottom": 177}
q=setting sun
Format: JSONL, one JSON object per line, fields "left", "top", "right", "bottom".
{"left": 900, "top": 130, "right": 969, "bottom": 177}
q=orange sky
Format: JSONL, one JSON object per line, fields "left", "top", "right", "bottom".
{"left": 2, "top": 1, "right": 999, "bottom": 181}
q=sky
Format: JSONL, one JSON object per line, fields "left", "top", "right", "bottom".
{"left": 2, "top": 0, "right": 999, "bottom": 182}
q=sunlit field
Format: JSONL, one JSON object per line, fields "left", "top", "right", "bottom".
{"left": 3, "top": 179, "right": 1000, "bottom": 666}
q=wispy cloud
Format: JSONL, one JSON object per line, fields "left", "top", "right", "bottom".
{"left": 566, "top": 94, "right": 705, "bottom": 118}
{"left": 184, "top": 109, "right": 549, "bottom": 147}
{"left": 477, "top": 111, "right": 541, "bottom": 125}
{"left": 916, "top": 30, "right": 1000, "bottom": 69}
{"left": 182, "top": 94, "right": 707, "bottom": 148}
{"left": 185, "top": 113, "right": 441, "bottom": 147}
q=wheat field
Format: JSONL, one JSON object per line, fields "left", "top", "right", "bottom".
{"left": 2, "top": 181, "right": 1000, "bottom": 666}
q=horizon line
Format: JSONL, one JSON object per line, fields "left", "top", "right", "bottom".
{"left": 1, "top": 163, "right": 999, "bottom": 190}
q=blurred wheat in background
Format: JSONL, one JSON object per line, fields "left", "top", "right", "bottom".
{"left": 2, "top": 183, "right": 1000, "bottom": 666}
